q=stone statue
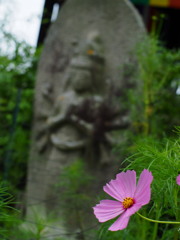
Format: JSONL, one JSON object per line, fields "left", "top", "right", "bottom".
{"left": 36, "top": 31, "right": 128, "bottom": 169}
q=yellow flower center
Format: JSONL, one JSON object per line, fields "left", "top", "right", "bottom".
{"left": 122, "top": 197, "right": 134, "bottom": 209}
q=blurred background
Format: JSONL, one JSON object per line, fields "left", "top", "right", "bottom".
{"left": 0, "top": 0, "right": 179, "bottom": 239}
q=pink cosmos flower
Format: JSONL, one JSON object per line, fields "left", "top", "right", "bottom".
{"left": 176, "top": 174, "right": 180, "bottom": 186}
{"left": 93, "top": 169, "right": 153, "bottom": 231}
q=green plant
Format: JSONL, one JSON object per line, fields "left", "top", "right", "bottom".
{"left": 56, "top": 159, "right": 94, "bottom": 237}
{"left": 0, "top": 183, "right": 18, "bottom": 239}
{"left": 124, "top": 35, "right": 180, "bottom": 138}
{"left": 0, "top": 32, "right": 40, "bottom": 195}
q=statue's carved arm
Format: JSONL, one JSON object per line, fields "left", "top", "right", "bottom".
{"left": 105, "top": 117, "right": 130, "bottom": 131}
{"left": 50, "top": 134, "right": 86, "bottom": 151}
{"left": 35, "top": 113, "right": 67, "bottom": 140}
{"left": 46, "top": 114, "right": 67, "bottom": 129}
{"left": 69, "top": 115, "right": 93, "bottom": 136}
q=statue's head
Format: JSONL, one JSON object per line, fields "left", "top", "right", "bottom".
{"left": 68, "top": 31, "right": 106, "bottom": 94}
{"left": 84, "top": 30, "right": 104, "bottom": 63}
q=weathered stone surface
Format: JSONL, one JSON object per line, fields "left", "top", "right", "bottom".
{"left": 25, "top": 0, "right": 145, "bottom": 238}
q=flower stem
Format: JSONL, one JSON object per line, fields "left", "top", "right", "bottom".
{"left": 137, "top": 212, "right": 180, "bottom": 225}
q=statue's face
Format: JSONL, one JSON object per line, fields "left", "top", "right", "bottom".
{"left": 71, "top": 68, "right": 92, "bottom": 92}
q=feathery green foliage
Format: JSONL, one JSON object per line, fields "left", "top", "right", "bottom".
{"left": 0, "top": 183, "right": 18, "bottom": 239}
{"left": 123, "top": 133, "right": 180, "bottom": 239}
{"left": 126, "top": 35, "right": 180, "bottom": 137}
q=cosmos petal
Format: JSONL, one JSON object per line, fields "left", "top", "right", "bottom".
{"left": 103, "top": 170, "right": 136, "bottom": 201}
{"left": 108, "top": 213, "right": 130, "bottom": 231}
{"left": 108, "top": 204, "right": 142, "bottom": 231}
{"left": 93, "top": 200, "right": 125, "bottom": 222}
{"left": 116, "top": 170, "right": 137, "bottom": 198}
{"left": 122, "top": 203, "right": 142, "bottom": 218}
{"left": 103, "top": 180, "right": 124, "bottom": 202}
{"left": 176, "top": 175, "right": 180, "bottom": 186}
{"left": 134, "top": 169, "right": 153, "bottom": 205}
